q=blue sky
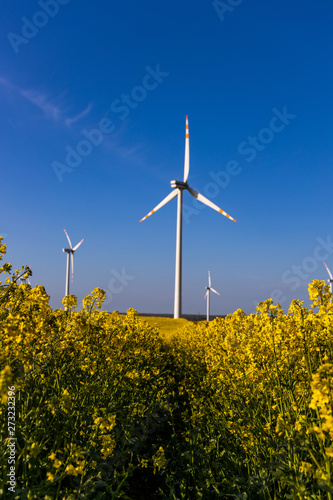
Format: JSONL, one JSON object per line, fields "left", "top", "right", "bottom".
{"left": 1, "top": 0, "right": 333, "bottom": 315}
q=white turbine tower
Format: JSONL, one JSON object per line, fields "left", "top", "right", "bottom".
{"left": 140, "top": 116, "right": 236, "bottom": 318}
{"left": 62, "top": 229, "right": 84, "bottom": 296}
{"left": 204, "top": 271, "right": 220, "bottom": 321}
{"left": 323, "top": 261, "right": 333, "bottom": 294}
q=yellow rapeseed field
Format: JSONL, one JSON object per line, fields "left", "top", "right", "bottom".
{"left": 1, "top": 235, "right": 333, "bottom": 499}
{"left": 138, "top": 316, "right": 192, "bottom": 341}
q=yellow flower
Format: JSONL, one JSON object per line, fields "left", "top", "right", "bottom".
{"left": 60, "top": 389, "right": 71, "bottom": 412}
{"left": 82, "top": 288, "right": 106, "bottom": 313}
{"left": 0, "top": 365, "right": 13, "bottom": 404}
{"left": 53, "top": 459, "right": 62, "bottom": 469}
{"left": 30, "top": 443, "right": 41, "bottom": 458}
{"left": 65, "top": 464, "right": 78, "bottom": 476}
{"left": 46, "top": 472, "right": 55, "bottom": 482}
{"left": 299, "top": 462, "right": 314, "bottom": 475}
{"left": 294, "top": 421, "right": 302, "bottom": 432}
{"left": 62, "top": 294, "right": 77, "bottom": 312}
{"left": 152, "top": 446, "right": 166, "bottom": 471}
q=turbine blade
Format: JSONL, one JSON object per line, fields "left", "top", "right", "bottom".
{"left": 71, "top": 252, "right": 74, "bottom": 283}
{"left": 140, "top": 189, "right": 178, "bottom": 222}
{"left": 183, "top": 115, "right": 190, "bottom": 183}
{"left": 187, "top": 186, "right": 236, "bottom": 222}
{"left": 204, "top": 290, "right": 208, "bottom": 299}
{"left": 63, "top": 228, "right": 73, "bottom": 249}
{"left": 211, "top": 287, "right": 220, "bottom": 296}
{"left": 73, "top": 239, "right": 84, "bottom": 251}
{"left": 208, "top": 270, "right": 211, "bottom": 288}
{"left": 323, "top": 262, "right": 333, "bottom": 280}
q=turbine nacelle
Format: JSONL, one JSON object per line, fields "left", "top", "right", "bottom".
{"left": 63, "top": 248, "right": 73, "bottom": 253}
{"left": 170, "top": 180, "right": 188, "bottom": 190}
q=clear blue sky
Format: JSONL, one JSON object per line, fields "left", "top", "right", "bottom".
{"left": 1, "top": 1, "right": 333, "bottom": 315}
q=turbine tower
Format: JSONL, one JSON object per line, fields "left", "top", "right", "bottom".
{"left": 62, "top": 229, "right": 84, "bottom": 297}
{"left": 204, "top": 271, "right": 220, "bottom": 321}
{"left": 140, "top": 116, "right": 236, "bottom": 318}
{"left": 323, "top": 261, "right": 333, "bottom": 294}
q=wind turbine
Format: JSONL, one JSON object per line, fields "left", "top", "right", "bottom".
{"left": 19, "top": 265, "right": 32, "bottom": 286}
{"left": 62, "top": 229, "right": 84, "bottom": 296}
{"left": 19, "top": 276, "right": 31, "bottom": 286}
{"left": 204, "top": 271, "right": 220, "bottom": 321}
{"left": 140, "top": 116, "right": 236, "bottom": 318}
{"left": 323, "top": 261, "right": 333, "bottom": 294}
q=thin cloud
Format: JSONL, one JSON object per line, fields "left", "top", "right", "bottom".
{"left": 0, "top": 76, "right": 78, "bottom": 124}
{"left": 0, "top": 77, "right": 10, "bottom": 88}
{"left": 65, "top": 103, "right": 93, "bottom": 126}
{"left": 19, "top": 88, "right": 64, "bottom": 120}
{"left": 104, "top": 134, "right": 146, "bottom": 166}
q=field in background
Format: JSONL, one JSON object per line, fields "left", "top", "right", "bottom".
{"left": 138, "top": 315, "right": 195, "bottom": 340}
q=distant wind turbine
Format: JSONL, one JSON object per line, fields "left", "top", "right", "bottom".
{"left": 62, "top": 229, "right": 84, "bottom": 296}
{"left": 323, "top": 261, "right": 333, "bottom": 294}
{"left": 19, "top": 276, "right": 31, "bottom": 286}
{"left": 204, "top": 271, "right": 220, "bottom": 321}
{"left": 140, "top": 116, "right": 236, "bottom": 318}
{"left": 19, "top": 265, "right": 32, "bottom": 286}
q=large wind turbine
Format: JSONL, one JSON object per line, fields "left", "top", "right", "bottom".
{"left": 204, "top": 271, "right": 220, "bottom": 321}
{"left": 62, "top": 229, "right": 84, "bottom": 296}
{"left": 323, "top": 261, "right": 333, "bottom": 294}
{"left": 140, "top": 116, "right": 236, "bottom": 318}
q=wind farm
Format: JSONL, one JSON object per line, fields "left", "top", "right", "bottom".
{"left": 27, "top": 113, "right": 332, "bottom": 320}
{"left": 2, "top": 2, "right": 332, "bottom": 318}
{"left": 54, "top": 114, "right": 332, "bottom": 319}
